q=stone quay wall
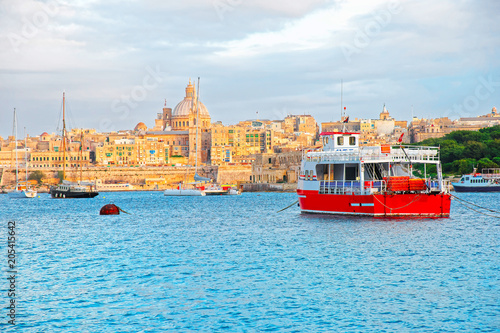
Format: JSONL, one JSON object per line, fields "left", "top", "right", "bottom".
{"left": 1, "top": 165, "right": 253, "bottom": 190}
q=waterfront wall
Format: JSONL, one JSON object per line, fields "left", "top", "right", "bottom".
{"left": 0, "top": 165, "right": 254, "bottom": 189}
{"left": 241, "top": 183, "right": 296, "bottom": 192}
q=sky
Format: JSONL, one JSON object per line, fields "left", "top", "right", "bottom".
{"left": 0, "top": 0, "right": 499, "bottom": 138}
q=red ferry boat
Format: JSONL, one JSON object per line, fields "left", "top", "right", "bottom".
{"left": 297, "top": 132, "right": 451, "bottom": 218}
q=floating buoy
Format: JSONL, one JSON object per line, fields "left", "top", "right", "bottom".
{"left": 100, "top": 204, "right": 120, "bottom": 215}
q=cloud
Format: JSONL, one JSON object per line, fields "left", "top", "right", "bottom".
{"left": 0, "top": 0, "right": 499, "bottom": 137}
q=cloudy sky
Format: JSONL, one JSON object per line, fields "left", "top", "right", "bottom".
{"left": 0, "top": 0, "right": 499, "bottom": 138}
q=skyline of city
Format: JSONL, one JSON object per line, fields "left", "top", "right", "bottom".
{"left": 1, "top": 1, "right": 499, "bottom": 138}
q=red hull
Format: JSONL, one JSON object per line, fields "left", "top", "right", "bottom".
{"left": 297, "top": 189, "right": 451, "bottom": 218}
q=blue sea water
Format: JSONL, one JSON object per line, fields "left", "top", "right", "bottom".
{"left": 0, "top": 191, "right": 499, "bottom": 332}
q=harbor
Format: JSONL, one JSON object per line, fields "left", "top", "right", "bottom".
{"left": 1, "top": 191, "right": 498, "bottom": 331}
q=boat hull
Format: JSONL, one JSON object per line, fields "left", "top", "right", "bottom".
{"left": 50, "top": 189, "right": 99, "bottom": 199}
{"left": 8, "top": 189, "right": 37, "bottom": 199}
{"left": 451, "top": 184, "right": 500, "bottom": 192}
{"left": 204, "top": 190, "right": 229, "bottom": 196}
{"left": 163, "top": 189, "right": 205, "bottom": 196}
{"left": 297, "top": 189, "right": 451, "bottom": 218}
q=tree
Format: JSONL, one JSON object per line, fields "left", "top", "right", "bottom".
{"left": 463, "top": 141, "right": 487, "bottom": 160}
{"left": 28, "top": 171, "right": 45, "bottom": 184}
{"left": 477, "top": 158, "right": 499, "bottom": 172}
{"left": 57, "top": 171, "right": 64, "bottom": 183}
{"left": 451, "top": 159, "right": 475, "bottom": 175}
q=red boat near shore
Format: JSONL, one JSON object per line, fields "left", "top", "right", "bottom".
{"left": 297, "top": 132, "right": 451, "bottom": 218}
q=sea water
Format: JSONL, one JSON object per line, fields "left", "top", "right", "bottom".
{"left": 0, "top": 192, "right": 498, "bottom": 332}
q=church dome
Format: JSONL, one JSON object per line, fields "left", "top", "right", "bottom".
{"left": 173, "top": 99, "right": 209, "bottom": 117}
{"left": 172, "top": 80, "right": 209, "bottom": 117}
{"left": 134, "top": 122, "right": 147, "bottom": 131}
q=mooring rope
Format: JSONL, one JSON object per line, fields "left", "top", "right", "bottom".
{"left": 277, "top": 200, "right": 299, "bottom": 213}
{"left": 451, "top": 197, "right": 500, "bottom": 219}
{"left": 451, "top": 194, "right": 500, "bottom": 214}
{"left": 117, "top": 206, "right": 131, "bottom": 215}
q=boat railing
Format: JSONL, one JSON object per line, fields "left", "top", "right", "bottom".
{"left": 306, "top": 145, "right": 440, "bottom": 163}
{"left": 319, "top": 180, "right": 387, "bottom": 195}
{"left": 319, "top": 178, "right": 448, "bottom": 195}
{"left": 482, "top": 168, "right": 500, "bottom": 180}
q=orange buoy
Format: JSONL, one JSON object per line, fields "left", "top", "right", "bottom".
{"left": 100, "top": 204, "right": 120, "bottom": 215}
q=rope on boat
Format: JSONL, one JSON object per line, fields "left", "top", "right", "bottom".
{"left": 277, "top": 200, "right": 299, "bottom": 213}
{"left": 371, "top": 193, "right": 422, "bottom": 212}
{"left": 451, "top": 194, "right": 500, "bottom": 218}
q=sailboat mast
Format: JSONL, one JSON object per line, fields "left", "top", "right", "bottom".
{"left": 62, "top": 92, "right": 66, "bottom": 181}
{"left": 24, "top": 127, "right": 28, "bottom": 188}
{"left": 195, "top": 77, "right": 200, "bottom": 175}
{"left": 13, "top": 109, "right": 18, "bottom": 190}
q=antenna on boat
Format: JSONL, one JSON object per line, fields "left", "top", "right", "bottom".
{"left": 340, "top": 79, "right": 343, "bottom": 122}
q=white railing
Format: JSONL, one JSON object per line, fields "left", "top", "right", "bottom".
{"left": 319, "top": 178, "right": 448, "bottom": 195}
{"left": 319, "top": 180, "right": 387, "bottom": 195}
{"left": 306, "top": 145, "right": 440, "bottom": 163}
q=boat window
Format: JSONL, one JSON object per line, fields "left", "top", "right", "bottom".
{"left": 325, "top": 136, "right": 329, "bottom": 144}
{"left": 349, "top": 136, "right": 356, "bottom": 145}
{"left": 465, "top": 177, "right": 469, "bottom": 181}
{"left": 337, "top": 136, "right": 344, "bottom": 145}
{"left": 305, "top": 170, "right": 309, "bottom": 180}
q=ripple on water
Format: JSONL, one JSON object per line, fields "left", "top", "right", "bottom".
{"left": 0, "top": 191, "right": 498, "bottom": 332}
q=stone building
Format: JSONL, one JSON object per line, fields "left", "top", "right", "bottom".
{"left": 130, "top": 80, "right": 212, "bottom": 166}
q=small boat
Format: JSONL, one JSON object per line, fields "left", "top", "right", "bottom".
{"left": 8, "top": 109, "right": 37, "bottom": 199}
{"left": 451, "top": 169, "right": 500, "bottom": 192}
{"left": 51, "top": 180, "right": 99, "bottom": 198}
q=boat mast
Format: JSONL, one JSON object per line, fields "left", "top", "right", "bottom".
{"left": 13, "top": 109, "right": 18, "bottom": 190}
{"left": 340, "top": 79, "right": 343, "bottom": 121}
{"left": 24, "top": 127, "right": 28, "bottom": 189}
{"left": 340, "top": 79, "right": 346, "bottom": 133}
{"left": 62, "top": 92, "right": 66, "bottom": 181}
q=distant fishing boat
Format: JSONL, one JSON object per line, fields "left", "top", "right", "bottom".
{"left": 451, "top": 169, "right": 500, "bottom": 192}
{"left": 8, "top": 109, "right": 37, "bottom": 199}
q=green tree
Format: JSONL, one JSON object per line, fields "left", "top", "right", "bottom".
{"left": 447, "top": 130, "right": 487, "bottom": 144}
{"left": 28, "top": 171, "right": 45, "bottom": 184}
{"left": 57, "top": 171, "right": 64, "bottom": 183}
{"left": 451, "top": 159, "right": 475, "bottom": 175}
{"left": 477, "top": 158, "right": 499, "bottom": 172}
{"left": 462, "top": 141, "right": 487, "bottom": 160}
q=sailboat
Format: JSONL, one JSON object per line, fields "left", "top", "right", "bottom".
{"left": 50, "top": 92, "right": 98, "bottom": 199}
{"left": 8, "top": 109, "right": 37, "bottom": 199}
